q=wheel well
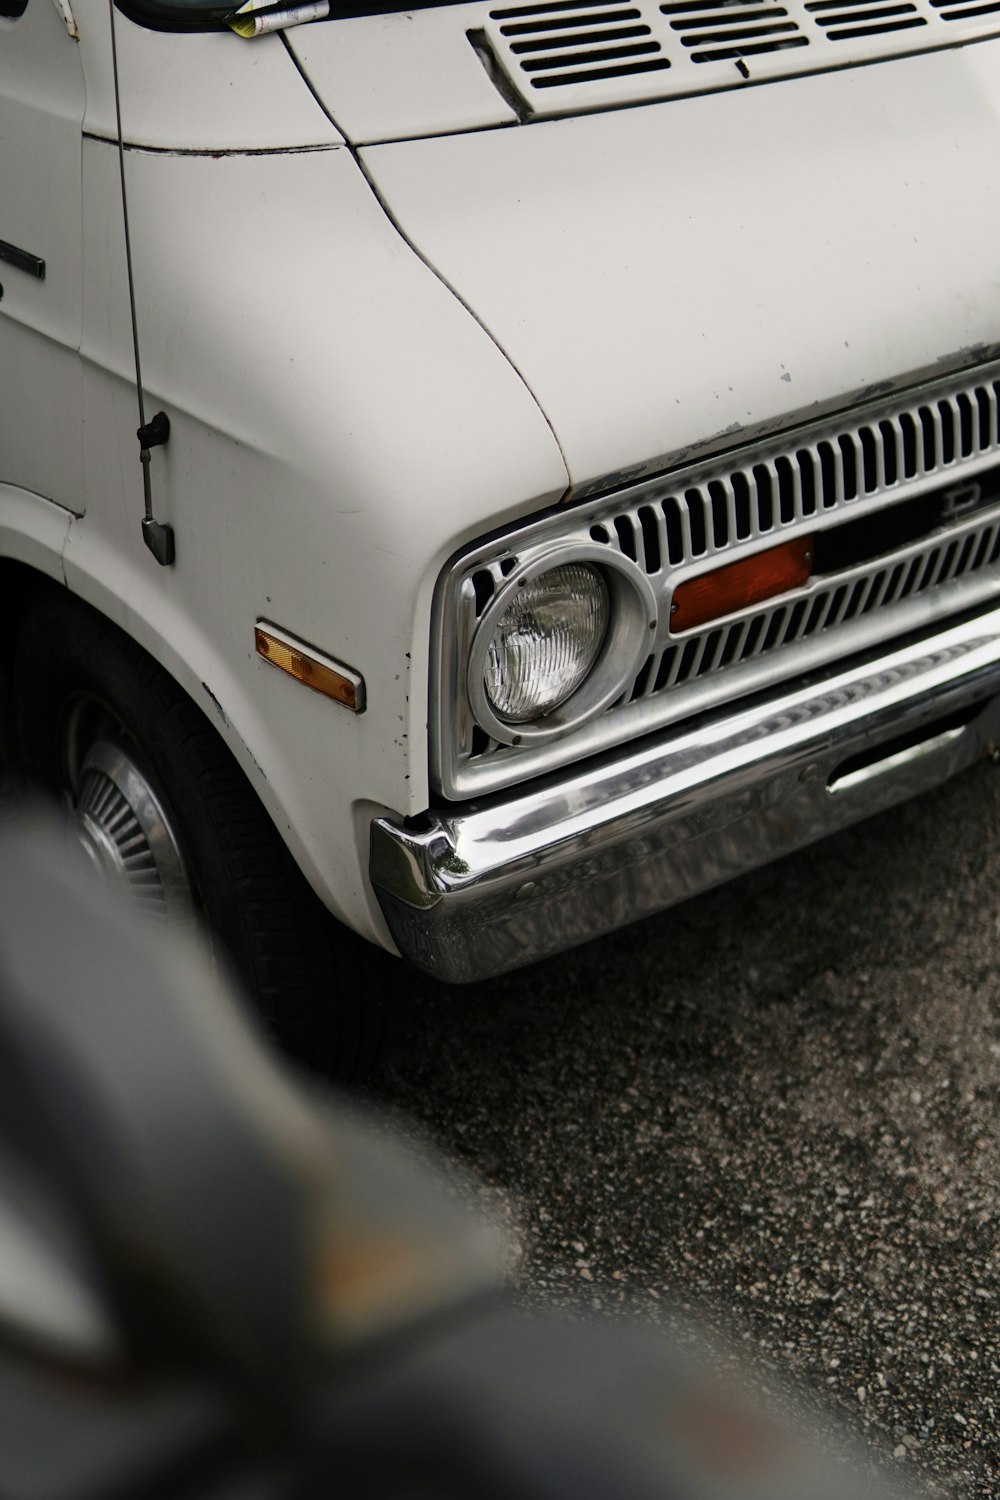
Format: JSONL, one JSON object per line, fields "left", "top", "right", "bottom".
{"left": 0, "top": 561, "right": 61, "bottom": 766}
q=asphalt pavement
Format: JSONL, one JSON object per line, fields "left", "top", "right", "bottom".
{"left": 370, "top": 755, "right": 1000, "bottom": 1498}
{"left": 3, "top": 755, "right": 997, "bottom": 1494}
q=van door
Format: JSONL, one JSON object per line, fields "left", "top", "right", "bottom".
{"left": 0, "top": 0, "right": 85, "bottom": 513}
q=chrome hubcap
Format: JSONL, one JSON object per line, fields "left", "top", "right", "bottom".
{"left": 70, "top": 739, "right": 194, "bottom": 923}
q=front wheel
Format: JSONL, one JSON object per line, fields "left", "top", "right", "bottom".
{"left": 13, "top": 588, "right": 396, "bottom": 1080}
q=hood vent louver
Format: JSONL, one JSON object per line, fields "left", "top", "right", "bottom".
{"left": 803, "top": 0, "right": 926, "bottom": 39}
{"left": 488, "top": 0, "right": 671, "bottom": 87}
{"left": 931, "top": 0, "right": 1000, "bottom": 16}
{"left": 661, "top": 0, "right": 808, "bottom": 61}
{"left": 479, "top": 0, "right": 1000, "bottom": 114}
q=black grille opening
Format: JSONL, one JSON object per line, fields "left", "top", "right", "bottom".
{"left": 838, "top": 433, "right": 859, "bottom": 500}
{"left": 630, "top": 653, "right": 655, "bottom": 699}
{"left": 472, "top": 569, "right": 495, "bottom": 614}
{"left": 957, "top": 392, "right": 975, "bottom": 458}
{"left": 762, "top": 608, "right": 787, "bottom": 650}
{"left": 786, "top": 598, "right": 809, "bottom": 637}
{"left": 690, "top": 32, "right": 807, "bottom": 52}
{"left": 918, "top": 406, "right": 937, "bottom": 469}
{"left": 531, "top": 55, "right": 670, "bottom": 81}
{"left": 740, "top": 615, "right": 766, "bottom": 658}
{"left": 695, "top": 628, "right": 724, "bottom": 675}
{"left": 687, "top": 489, "right": 707, "bottom": 555}
{"left": 522, "top": 38, "right": 663, "bottom": 67}
{"left": 938, "top": 399, "right": 956, "bottom": 464}
{"left": 806, "top": 594, "right": 828, "bottom": 632}
{"left": 969, "top": 531, "right": 992, "bottom": 569}
{"left": 879, "top": 418, "right": 899, "bottom": 485}
{"left": 664, "top": 498, "right": 685, "bottom": 564}
{"left": 677, "top": 637, "right": 701, "bottom": 680}
{"left": 732, "top": 470, "right": 753, "bottom": 538}
{"left": 954, "top": 533, "right": 976, "bottom": 573}
{"left": 654, "top": 646, "right": 678, "bottom": 690}
{"left": 638, "top": 504, "right": 662, "bottom": 571}
{"left": 614, "top": 514, "right": 638, "bottom": 560}
{"left": 860, "top": 425, "right": 878, "bottom": 492}
{"left": 709, "top": 480, "right": 729, "bottom": 547}
{"left": 752, "top": 463, "right": 774, "bottom": 530}
{"left": 976, "top": 387, "right": 993, "bottom": 449}
{"left": 827, "top": 583, "right": 848, "bottom": 620}
{"left": 899, "top": 412, "right": 919, "bottom": 479}
{"left": 499, "top": 5, "right": 641, "bottom": 31}
{"left": 491, "top": 0, "right": 628, "bottom": 18}
{"left": 810, "top": 486, "right": 966, "bottom": 575}
{"left": 512, "top": 22, "right": 653, "bottom": 49}
{"left": 883, "top": 561, "right": 905, "bottom": 604}
{"left": 842, "top": 577, "right": 867, "bottom": 621}
{"left": 934, "top": 0, "right": 1000, "bottom": 15}
{"left": 776, "top": 455, "right": 796, "bottom": 524}
{"left": 897, "top": 555, "right": 923, "bottom": 599}
{"left": 818, "top": 441, "right": 837, "bottom": 507}
{"left": 797, "top": 448, "right": 818, "bottom": 515}
{"left": 719, "top": 627, "right": 743, "bottom": 666}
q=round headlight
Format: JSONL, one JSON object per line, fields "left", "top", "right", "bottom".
{"left": 483, "top": 563, "right": 609, "bottom": 723}
{"left": 466, "top": 544, "right": 658, "bottom": 748}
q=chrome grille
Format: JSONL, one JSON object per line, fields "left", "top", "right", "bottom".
{"left": 433, "top": 363, "right": 1000, "bottom": 800}
{"left": 630, "top": 513, "right": 1000, "bottom": 699}
{"left": 593, "top": 384, "right": 1000, "bottom": 571}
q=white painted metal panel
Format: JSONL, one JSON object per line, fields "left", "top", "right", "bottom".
{"left": 362, "top": 44, "right": 1000, "bottom": 490}
{"left": 286, "top": 4, "right": 517, "bottom": 144}
{"left": 479, "top": 0, "right": 1000, "bottom": 119}
{"left": 0, "top": 0, "right": 85, "bottom": 511}
{"left": 76, "top": 4, "right": 343, "bottom": 150}
{"left": 74, "top": 140, "right": 567, "bottom": 937}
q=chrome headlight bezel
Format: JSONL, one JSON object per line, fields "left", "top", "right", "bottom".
{"left": 466, "top": 543, "right": 657, "bottom": 747}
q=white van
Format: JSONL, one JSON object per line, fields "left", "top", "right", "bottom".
{"left": 3, "top": 0, "right": 1000, "bottom": 1070}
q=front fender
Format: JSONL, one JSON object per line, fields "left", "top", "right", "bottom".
{"left": 68, "top": 138, "right": 567, "bottom": 943}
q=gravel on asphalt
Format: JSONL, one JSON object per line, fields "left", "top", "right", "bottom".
{"left": 369, "top": 755, "right": 1000, "bottom": 1499}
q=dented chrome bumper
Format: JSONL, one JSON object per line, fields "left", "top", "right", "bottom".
{"left": 371, "top": 606, "right": 1000, "bottom": 982}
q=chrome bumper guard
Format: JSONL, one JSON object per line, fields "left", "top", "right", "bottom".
{"left": 371, "top": 607, "right": 1000, "bottom": 983}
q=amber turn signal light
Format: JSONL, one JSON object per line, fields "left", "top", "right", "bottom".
{"left": 669, "top": 536, "right": 814, "bottom": 634}
{"left": 255, "top": 623, "right": 365, "bottom": 712}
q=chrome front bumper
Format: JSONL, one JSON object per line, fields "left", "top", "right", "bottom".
{"left": 371, "top": 607, "right": 1000, "bottom": 982}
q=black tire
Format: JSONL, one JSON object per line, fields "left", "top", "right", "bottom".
{"left": 13, "top": 586, "right": 398, "bottom": 1080}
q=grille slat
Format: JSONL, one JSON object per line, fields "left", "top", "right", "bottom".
{"left": 922, "top": 544, "right": 948, "bottom": 591}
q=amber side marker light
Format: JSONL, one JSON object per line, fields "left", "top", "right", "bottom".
{"left": 255, "top": 622, "right": 366, "bottom": 713}
{"left": 669, "top": 535, "right": 814, "bottom": 634}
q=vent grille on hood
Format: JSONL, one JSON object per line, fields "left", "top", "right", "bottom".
{"left": 803, "top": 0, "right": 926, "bottom": 38}
{"left": 661, "top": 0, "right": 808, "bottom": 61}
{"left": 931, "top": 0, "right": 1000, "bottom": 16}
{"left": 479, "top": 0, "right": 1000, "bottom": 114}
{"left": 489, "top": 0, "right": 671, "bottom": 87}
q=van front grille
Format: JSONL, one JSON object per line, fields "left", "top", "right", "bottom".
{"left": 434, "top": 363, "right": 1000, "bottom": 799}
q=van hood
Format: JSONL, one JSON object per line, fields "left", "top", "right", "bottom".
{"left": 294, "top": 35, "right": 1000, "bottom": 493}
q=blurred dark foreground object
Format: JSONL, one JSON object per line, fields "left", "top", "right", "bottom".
{"left": 0, "top": 809, "right": 912, "bottom": 1500}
